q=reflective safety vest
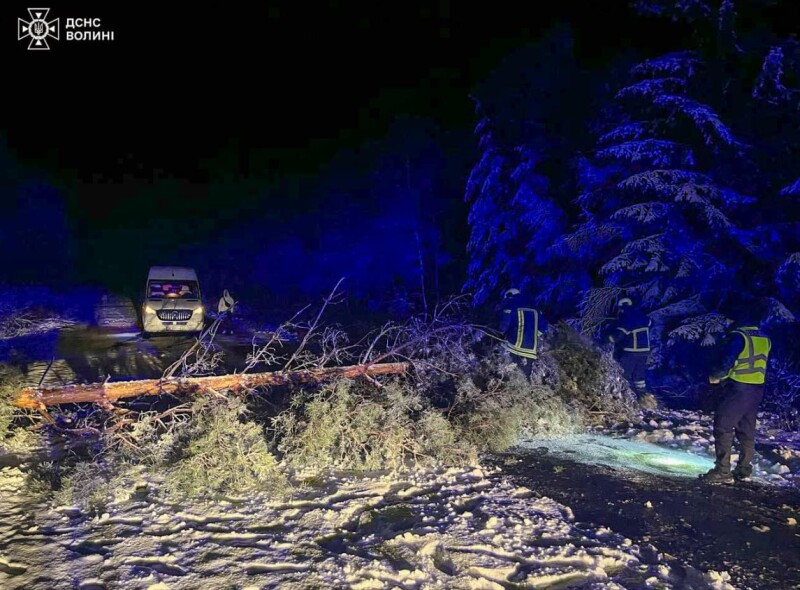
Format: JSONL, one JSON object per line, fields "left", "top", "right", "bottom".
{"left": 504, "top": 307, "right": 542, "bottom": 359}
{"left": 614, "top": 322, "right": 651, "bottom": 353}
{"left": 725, "top": 326, "right": 771, "bottom": 385}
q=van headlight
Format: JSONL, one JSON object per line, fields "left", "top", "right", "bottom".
{"left": 145, "top": 305, "right": 156, "bottom": 314}
{"left": 195, "top": 306, "right": 204, "bottom": 315}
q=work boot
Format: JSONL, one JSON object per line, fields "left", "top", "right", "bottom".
{"left": 732, "top": 464, "right": 753, "bottom": 482}
{"left": 699, "top": 467, "right": 734, "bottom": 484}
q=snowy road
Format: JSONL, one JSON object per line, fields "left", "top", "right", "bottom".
{"left": 2, "top": 327, "right": 799, "bottom": 588}
{"left": 10, "top": 327, "right": 262, "bottom": 388}
{"left": 0, "top": 464, "right": 739, "bottom": 590}
{"left": 494, "top": 438, "right": 800, "bottom": 590}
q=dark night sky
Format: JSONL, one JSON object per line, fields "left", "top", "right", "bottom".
{"left": 4, "top": 2, "right": 796, "bottom": 207}
{"left": 4, "top": 2, "right": 678, "bottom": 182}
{"left": 0, "top": 1, "right": 701, "bottom": 291}
{"left": 4, "top": 0, "right": 797, "bottom": 297}
{"left": 12, "top": 0, "right": 774, "bottom": 295}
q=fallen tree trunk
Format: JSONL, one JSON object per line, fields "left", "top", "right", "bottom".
{"left": 14, "top": 362, "right": 410, "bottom": 409}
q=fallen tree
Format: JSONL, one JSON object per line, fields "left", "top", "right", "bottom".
{"left": 7, "top": 285, "right": 482, "bottom": 457}
{"left": 14, "top": 362, "right": 410, "bottom": 409}
{"left": 2, "top": 286, "right": 646, "bottom": 508}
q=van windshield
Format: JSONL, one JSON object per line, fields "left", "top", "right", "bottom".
{"left": 147, "top": 280, "right": 199, "bottom": 300}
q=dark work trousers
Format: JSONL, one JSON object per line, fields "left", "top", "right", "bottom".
{"left": 511, "top": 354, "right": 534, "bottom": 379}
{"left": 713, "top": 380, "right": 764, "bottom": 472}
{"left": 619, "top": 352, "right": 648, "bottom": 395}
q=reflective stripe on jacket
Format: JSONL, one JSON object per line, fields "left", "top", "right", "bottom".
{"left": 503, "top": 307, "right": 541, "bottom": 359}
{"left": 726, "top": 326, "right": 771, "bottom": 385}
{"left": 617, "top": 324, "right": 651, "bottom": 352}
{"left": 606, "top": 306, "right": 651, "bottom": 354}
{"left": 609, "top": 314, "right": 651, "bottom": 353}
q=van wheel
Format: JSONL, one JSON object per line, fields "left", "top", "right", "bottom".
{"left": 142, "top": 332, "right": 151, "bottom": 340}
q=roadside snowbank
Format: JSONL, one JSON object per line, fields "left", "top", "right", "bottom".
{"left": 0, "top": 465, "right": 733, "bottom": 589}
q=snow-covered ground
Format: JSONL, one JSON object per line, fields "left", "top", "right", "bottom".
{"left": 0, "top": 463, "right": 736, "bottom": 590}
{"left": 518, "top": 434, "right": 718, "bottom": 479}
{"left": 93, "top": 295, "right": 139, "bottom": 332}
{"left": 2, "top": 397, "right": 796, "bottom": 589}
{"left": 592, "top": 408, "right": 800, "bottom": 487}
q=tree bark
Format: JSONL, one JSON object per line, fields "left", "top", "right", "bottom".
{"left": 14, "top": 362, "right": 410, "bottom": 409}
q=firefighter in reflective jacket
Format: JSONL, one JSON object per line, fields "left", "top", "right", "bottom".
{"left": 499, "top": 288, "right": 548, "bottom": 378}
{"left": 700, "top": 318, "right": 771, "bottom": 483}
{"left": 606, "top": 298, "right": 651, "bottom": 397}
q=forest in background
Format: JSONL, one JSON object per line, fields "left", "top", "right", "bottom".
{"left": 1, "top": 1, "right": 798, "bottom": 403}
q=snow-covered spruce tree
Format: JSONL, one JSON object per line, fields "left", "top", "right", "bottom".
{"left": 633, "top": 2, "right": 800, "bottom": 331}
{"left": 752, "top": 45, "right": 800, "bottom": 320}
{"left": 464, "top": 101, "right": 575, "bottom": 309}
{"left": 613, "top": 0, "right": 800, "bottom": 405}
{"left": 464, "top": 28, "right": 593, "bottom": 313}
{"left": 750, "top": 44, "right": 800, "bottom": 418}
{"left": 559, "top": 50, "right": 763, "bottom": 365}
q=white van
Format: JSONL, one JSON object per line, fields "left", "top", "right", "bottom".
{"left": 141, "top": 266, "right": 204, "bottom": 335}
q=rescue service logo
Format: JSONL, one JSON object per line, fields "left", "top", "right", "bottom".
{"left": 16, "top": 8, "right": 116, "bottom": 50}
{"left": 17, "top": 8, "right": 59, "bottom": 50}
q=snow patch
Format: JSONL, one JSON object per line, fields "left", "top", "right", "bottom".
{"left": 0, "top": 464, "right": 733, "bottom": 589}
